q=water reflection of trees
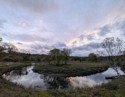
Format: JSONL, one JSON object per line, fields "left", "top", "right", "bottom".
{"left": 11, "top": 68, "right": 28, "bottom": 76}
{"left": 43, "top": 75, "right": 69, "bottom": 89}
{"left": 4, "top": 67, "right": 28, "bottom": 80}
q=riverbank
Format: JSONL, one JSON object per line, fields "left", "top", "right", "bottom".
{"left": 49, "top": 77, "right": 125, "bottom": 97}
{"left": 0, "top": 62, "right": 125, "bottom": 97}
{"left": 0, "top": 62, "right": 30, "bottom": 76}
{"left": 33, "top": 61, "right": 109, "bottom": 77}
{"left": 0, "top": 62, "right": 52, "bottom": 97}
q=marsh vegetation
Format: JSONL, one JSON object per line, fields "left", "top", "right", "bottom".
{"left": 0, "top": 37, "right": 125, "bottom": 97}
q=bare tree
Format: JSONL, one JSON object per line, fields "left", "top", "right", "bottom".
{"left": 3, "top": 43, "right": 18, "bottom": 54}
{"left": 101, "top": 37, "right": 124, "bottom": 78}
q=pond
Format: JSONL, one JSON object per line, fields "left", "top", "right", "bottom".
{"left": 2, "top": 65, "right": 125, "bottom": 89}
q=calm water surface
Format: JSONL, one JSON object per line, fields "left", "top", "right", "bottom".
{"left": 3, "top": 65, "right": 125, "bottom": 89}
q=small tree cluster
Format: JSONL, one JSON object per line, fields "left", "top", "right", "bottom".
{"left": 0, "top": 37, "right": 19, "bottom": 61}
{"left": 49, "top": 48, "right": 71, "bottom": 65}
{"left": 88, "top": 53, "right": 98, "bottom": 62}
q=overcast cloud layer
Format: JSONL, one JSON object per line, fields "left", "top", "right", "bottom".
{"left": 0, "top": 0, "right": 125, "bottom": 56}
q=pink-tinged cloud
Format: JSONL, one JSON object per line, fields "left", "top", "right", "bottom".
{"left": 0, "top": 0, "right": 125, "bottom": 56}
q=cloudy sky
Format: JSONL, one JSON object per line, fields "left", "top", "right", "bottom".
{"left": 0, "top": 0, "right": 125, "bottom": 56}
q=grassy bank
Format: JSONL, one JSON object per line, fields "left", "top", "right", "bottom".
{"left": 49, "top": 77, "right": 125, "bottom": 97}
{"left": 0, "top": 62, "right": 125, "bottom": 97}
{"left": 33, "top": 61, "right": 108, "bottom": 77}
{"left": 0, "top": 62, "right": 30, "bottom": 76}
{"left": 0, "top": 62, "right": 53, "bottom": 97}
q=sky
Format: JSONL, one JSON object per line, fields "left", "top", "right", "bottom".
{"left": 0, "top": 0, "right": 125, "bottom": 56}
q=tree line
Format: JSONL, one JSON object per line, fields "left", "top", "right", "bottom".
{"left": 0, "top": 37, "right": 125, "bottom": 68}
